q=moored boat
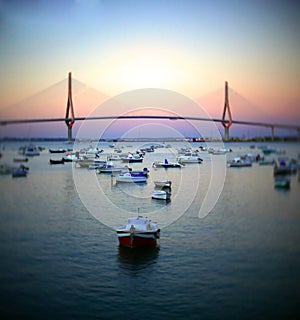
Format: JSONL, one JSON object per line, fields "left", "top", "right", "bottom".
{"left": 127, "top": 167, "right": 149, "bottom": 177}
{"left": 177, "top": 155, "right": 203, "bottom": 164}
{"left": 121, "top": 153, "right": 143, "bottom": 163}
{"left": 152, "top": 159, "right": 183, "bottom": 168}
{"left": 154, "top": 180, "right": 172, "bottom": 188}
{"left": 22, "top": 145, "right": 40, "bottom": 156}
{"left": 115, "top": 172, "right": 147, "bottom": 183}
{"left": 49, "top": 158, "right": 65, "bottom": 165}
{"left": 116, "top": 216, "right": 160, "bottom": 248}
{"left": 13, "top": 157, "right": 29, "bottom": 162}
{"left": 208, "top": 148, "right": 232, "bottom": 155}
{"left": 228, "top": 157, "right": 252, "bottom": 167}
{"left": 75, "top": 158, "right": 106, "bottom": 168}
{"left": 151, "top": 190, "right": 171, "bottom": 200}
{"left": 49, "top": 148, "right": 66, "bottom": 153}
{"left": 12, "top": 168, "right": 28, "bottom": 177}
{"left": 274, "top": 176, "right": 290, "bottom": 189}
{"left": 273, "top": 157, "right": 296, "bottom": 176}
{"left": 97, "top": 161, "right": 128, "bottom": 173}
{"left": 62, "top": 152, "right": 77, "bottom": 162}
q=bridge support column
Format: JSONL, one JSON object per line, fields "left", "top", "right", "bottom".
{"left": 67, "top": 126, "right": 73, "bottom": 142}
{"left": 221, "top": 81, "right": 232, "bottom": 142}
{"left": 65, "top": 72, "right": 75, "bottom": 142}
{"left": 224, "top": 127, "right": 230, "bottom": 141}
{"left": 271, "top": 126, "right": 275, "bottom": 141}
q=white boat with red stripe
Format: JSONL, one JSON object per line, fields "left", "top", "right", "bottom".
{"left": 116, "top": 216, "right": 160, "bottom": 248}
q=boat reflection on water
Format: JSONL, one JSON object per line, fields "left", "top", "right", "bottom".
{"left": 117, "top": 245, "right": 160, "bottom": 272}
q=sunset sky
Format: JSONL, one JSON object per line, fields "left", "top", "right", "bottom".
{"left": 0, "top": 0, "right": 299, "bottom": 137}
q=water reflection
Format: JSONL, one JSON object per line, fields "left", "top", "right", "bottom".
{"left": 117, "top": 245, "right": 160, "bottom": 274}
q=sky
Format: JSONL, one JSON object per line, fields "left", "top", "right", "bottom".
{"left": 0, "top": 0, "right": 299, "bottom": 138}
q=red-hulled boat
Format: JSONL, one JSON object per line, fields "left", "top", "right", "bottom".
{"left": 116, "top": 216, "right": 160, "bottom": 248}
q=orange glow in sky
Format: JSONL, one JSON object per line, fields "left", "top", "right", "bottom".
{"left": 0, "top": 1, "right": 299, "bottom": 138}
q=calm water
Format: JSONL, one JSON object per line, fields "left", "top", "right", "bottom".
{"left": 0, "top": 141, "right": 300, "bottom": 319}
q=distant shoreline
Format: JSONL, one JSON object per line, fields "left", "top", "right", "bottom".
{"left": 0, "top": 136, "right": 299, "bottom": 143}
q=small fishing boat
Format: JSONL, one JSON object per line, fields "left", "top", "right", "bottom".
{"left": 152, "top": 159, "right": 183, "bottom": 168}
{"left": 62, "top": 152, "right": 77, "bottom": 162}
{"left": 49, "top": 148, "right": 66, "bottom": 153}
{"left": 127, "top": 167, "right": 149, "bottom": 177}
{"left": 116, "top": 216, "right": 160, "bottom": 248}
{"left": 75, "top": 158, "right": 106, "bottom": 168}
{"left": 228, "top": 157, "right": 252, "bottom": 167}
{"left": 151, "top": 190, "right": 171, "bottom": 200}
{"left": 107, "top": 154, "right": 123, "bottom": 161}
{"left": 12, "top": 168, "right": 28, "bottom": 177}
{"left": 49, "top": 159, "right": 65, "bottom": 165}
{"left": 97, "top": 162, "right": 128, "bottom": 173}
{"left": 13, "top": 157, "right": 29, "bottom": 162}
{"left": 23, "top": 145, "right": 40, "bottom": 156}
{"left": 121, "top": 153, "right": 143, "bottom": 163}
{"left": 77, "top": 147, "right": 103, "bottom": 159}
{"left": 274, "top": 176, "right": 290, "bottom": 189}
{"left": 154, "top": 180, "right": 172, "bottom": 188}
{"left": 115, "top": 172, "right": 147, "bottom": 183}
{"left": 273, "top": 158, "right": 296, "bottom": 176}
{"left": 208, "top": 148, "right": 232, "bottom": 155}
{"left": 177, "top": 156, "right": 203, "bottom": 164}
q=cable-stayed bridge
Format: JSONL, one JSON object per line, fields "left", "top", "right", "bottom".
{"left": 1, "top": 73, "right": 299, "bottom": 141}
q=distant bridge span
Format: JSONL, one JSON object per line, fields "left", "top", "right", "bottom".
{"left": 0, "top": 115, "right": 299, "bottom": 140}
{"left": 0, "top": 74, "right": 299, "bottom": 141}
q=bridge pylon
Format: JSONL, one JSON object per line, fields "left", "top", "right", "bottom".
{"left": 65, "top": 72, "right": 75, "bottom": 142}
{"left": 221, "top": 81, "right": 232, "bottom": 141}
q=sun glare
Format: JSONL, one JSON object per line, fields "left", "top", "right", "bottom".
{"left": 118, "top": 55, "right": 175, "bottom": 87}
{"left": 93, "top": 47, "right": 197, "bottom": 96}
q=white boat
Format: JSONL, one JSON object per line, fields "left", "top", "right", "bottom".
{"left": 154, "top": 180, "right": 172, "bottom": 188}
{"left": 107, "top": 154, "right": 124, "bottom": 161}
{"left": 115, "top": 172, "right": 147, "bottom": 183}
{"left": 78, "top": 147, "right": 103, "bottom": 159}
{"left": 151, "top": 190, "right": 171, "bottom": 200}
{"left": 177, "top": 156, "right": 203, "bottom": 164}
{"left": 208, "top": 148, "right": 232, "bottom": 155}
{"left": 97, "top": 161, "right": 128, "bottom": 173}
{"left": 75, "top": 158, "right": 106, "bottom": 168}
{"left": 116, "top": 216, "right": 160, "bottom": 248}
{"left": 127, "top": 167, "right": 149, "bottom": 177}
{"left": 228, "top": 157, "right": 252, "bottom": 167}
{"left": 121, "top": 153, "right": 143, "bottom": 163}
{"left": 152, "top": 159, "right": 183, "bottom": 168}
{"left": 62, "top": 152, "right": 77, "bottom": 162}
{"left": 21, "top": 144, "right": 40, "bottom": 156}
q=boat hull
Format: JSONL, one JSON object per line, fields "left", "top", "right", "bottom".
{"left": 116, "top": 176, "right": 147, "bottom": 183}
{"left": 152, "top": 190, "right": 171, "bottom": 200}
{"left": 117, "top": 232, "right": 159, "bottom": 248}
{"left": 49, "top": 159, "right": 64, "bottom": 165}
{"left": 121, "top": 158, "right": 143, "bottom": 163}
{"left": 229, "top": 163, "right": 252, "bottom": 167}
